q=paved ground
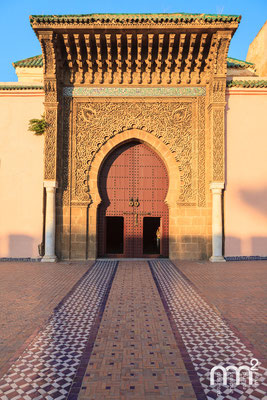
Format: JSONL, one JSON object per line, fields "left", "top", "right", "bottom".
{"left": 0, "top": 261, "right": 92, "bottom": 377}
{"left": 174, "top": 260, "right": 267, "bottom": 361}
{"left": 0, "top": 259, "right": 266, "bottom": 400}
{"left": 79, "top": 261, "right": 195, "bottom": 400}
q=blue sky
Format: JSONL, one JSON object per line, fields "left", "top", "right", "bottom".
{"left": 1, "top": 0, "right": 266, "bottom": 82}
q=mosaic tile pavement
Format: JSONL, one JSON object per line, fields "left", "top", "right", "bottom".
{"left": 173, "top": 260, "right": 267, "bottom": 360}
{"left": 0, "top": 261, "right": 118, "bottom": 400}
{"left": 0, "top": 259, "right": 266, "bottom": 400}
{"left": 79, "top": 261, "right": 196, "bottom": 400}
{"left": 149, "top": 260, "right": 267, "bottom": 400}
{"left": 0, "top": 262, "right": 92, "bottom": 377}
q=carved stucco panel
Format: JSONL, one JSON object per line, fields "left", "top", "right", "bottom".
{"left": 198, "top": 96, "right": 206, "bottom": 206}
{"left": 71, "top": 98, "right": 199, "bottom": 205}
{"left": 39, "top": 35, "right": 56, "bottom": 77}
{"left": 213, "top": 108, "right": 224, "bottom": 182}
{"left": 44, "top": 108, "right": 57, "bottom": 180}
{"left": 62, "top": 97, "right": 72, "bottom": 205}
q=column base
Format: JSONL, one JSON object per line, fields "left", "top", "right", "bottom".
{"left": 41, "top": 255, "right": 58, "bottom": 263}
{"left": 209, "top": 256, "right": 226, "bottom": 263}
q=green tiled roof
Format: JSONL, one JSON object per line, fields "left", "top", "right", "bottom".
{"left": 30, "top": 12, "right": 241, "bottom": 25}
{"left": 227, "top": 57, "right": 254, "bottom": 69}
{"left": 13, "top": 55, "right": 43, "bottom": 68}
{"left": 13, "top": 54, "right": 253, "bottom": 70}
{"left": 0, "top": 85, "right": 44, "bottom": 90}
{"left": 227, "top": 80, "right": 267, "bottom": 88}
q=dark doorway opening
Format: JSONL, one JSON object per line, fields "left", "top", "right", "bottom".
{"left": 143, "top": 217, "right": 160, "bottom": 254}
{"left": 106, "top": 217, "right": 124, "bottom": 254}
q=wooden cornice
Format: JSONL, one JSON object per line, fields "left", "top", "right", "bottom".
{"left": 33, "top": 21, "right": 239, "bottom": 86}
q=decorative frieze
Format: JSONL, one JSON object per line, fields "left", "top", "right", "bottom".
{"left": 63, "top": 87, "right": 206, "bottom": 97}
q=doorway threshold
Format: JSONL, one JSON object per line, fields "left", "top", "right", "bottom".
{"left": 97, "top": 257, "right": 169, "bottom": 261}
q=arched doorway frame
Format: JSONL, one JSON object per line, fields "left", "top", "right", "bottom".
{"left": 87, "top": 129, "right": 180, "bottom": 258}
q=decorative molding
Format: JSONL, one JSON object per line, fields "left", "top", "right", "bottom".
{"left": 67, "top": 98, "right": 198, "bottom": 205}
{"left": 212, "top": 108, "right": 225, "bottom": 182}
{"left": 210, "top": 182, "right": 224, "bottom": 190}
{"left": 44, "top": 108, "right": 58, "bottom": 180}
{"left": 198, "top": 97, "right": 206, "bottom": 206}
{"left": 63, "top": 87, "right": 206, "bottom": 97}
{"left": 39, "top": 33, "right": 56, "bottom": 77}
{"left": 62, "top": 97, "right": 72, "bottom": 206}
{"left": 44, "top": 180, "right": 58, "bottom": 188}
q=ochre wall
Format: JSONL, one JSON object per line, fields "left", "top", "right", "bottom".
{"left": 0, "top": 94, "right": 44, "bottom": 258}
{"left": 246, "top": 20, "right": 267, "bottom": 76}
{"left": 225, "top": 88, "right": 267, "bottom": 257}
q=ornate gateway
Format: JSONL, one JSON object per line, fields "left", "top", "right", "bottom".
{"left": 30, "top": 13, "right": 241, "bottom": 261}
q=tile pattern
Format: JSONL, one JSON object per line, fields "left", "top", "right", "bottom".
{"left": 79, "top": 261, "right": 196, "bottom": 400}
{"left": 149, "top": 260, "right": 267, "bottom": 400}
{"left": 63, "top": 86, "right": 206, "bottom": 97}
{"left": 173, "top": 260, "right": 267, "bottom": 360}
{"left": 0, "top": 262, "right": 93, "bottom": 377}
{"left": 0, "top": 260, "right": 117, "bottom": 400}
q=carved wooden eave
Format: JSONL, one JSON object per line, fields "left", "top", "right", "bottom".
{"left": 30, "top": 13, "right": 240, "bottom": 86}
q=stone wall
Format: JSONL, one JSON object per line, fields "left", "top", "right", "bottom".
{"left": 55, "top": 92, "right": 212, "bottom": 260}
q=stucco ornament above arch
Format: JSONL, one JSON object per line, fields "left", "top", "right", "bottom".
{"left": 69, "top": 97, "right": 198, "bottom": 206}
{"left": 87, "top": 129, "right": 180, "bottom": 208}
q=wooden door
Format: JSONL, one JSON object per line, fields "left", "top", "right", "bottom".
{"left": 98, "top": 141, "right": 169, "bottom": 257}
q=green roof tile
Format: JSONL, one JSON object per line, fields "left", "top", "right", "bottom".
{"left": 13, "top": 55, "right": 44, "bottom": 68}
{"left": 0, "top": 85, "right": 44, "bottom": 90}
{"left": 30, "top": 12, "right": 241, "bottom": 25}
{"left": 227, "top": 80, "right": 267, "bottom": 88}
{"left": 227, "top": 57, "right": 255, "bottom": 69}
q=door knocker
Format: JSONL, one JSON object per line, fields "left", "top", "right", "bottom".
{"left": 134, "top": 199, "right": 140, "bottom": 207}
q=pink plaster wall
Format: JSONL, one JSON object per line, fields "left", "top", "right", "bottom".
{"left": 1, "top": 89, "right": 266, "bottom": 259}
{"left": 225, "top": 89, "right": 267, "bottom": 257}
{"left": 0, "top": 94, "right": 44, "bottom": 258}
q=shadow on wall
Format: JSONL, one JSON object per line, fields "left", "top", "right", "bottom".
{"left": 224, "top": 187, "right": 267, "bottom": 257}
{"left": 239, "top": 187, "right": 267, "bottom": 217}
{"left": 225, "top": 236, "right": 241, "bottom": 256}
{"left": 225, "top": 235, "right": 267, "bottom": 257}
{"left": 8, "top": 235, "right": 34, "bottom": 258}
{"left": 251, "top": 237, "right": 267, "bottom": 255}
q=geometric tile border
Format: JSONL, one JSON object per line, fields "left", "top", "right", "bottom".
{"left": 78, "top": 261, "right": 196, "bottom": 399}
{"left": 63, "top": 86, "right": 206, "bottom": 97}
{"left": 149, "top": 260, "right": 267, "bottom": 400}
{"left": 0, "top": 261, "right": 118, "bottom": 400}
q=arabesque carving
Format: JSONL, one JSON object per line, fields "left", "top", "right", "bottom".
{"left": 213, "top": 108, "right": 224, "bottom": 181}
{"left": 44, "top": 108, "right": 57, "bottom": 180}
{"left": 69, "top": 99, "right": 198, "bottom": 205}
{"left": 39, "top": 34, "right": 56, "bottom": 76}
{"left": 198, "top": 97, "right": 206, "bottom": 206}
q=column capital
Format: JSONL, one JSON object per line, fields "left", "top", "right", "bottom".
{"left": 210, "top": 182, "right": 224, "bottom": 191}
{"left": 44, "top": 180, "right": 58, "bottom": 189}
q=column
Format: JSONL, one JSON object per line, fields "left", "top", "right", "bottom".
{"left": 42, "top": 180, "right": 58, "bottom": 262}
{"left": 209, "top": 182, "right": 226, "bottom": 262}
